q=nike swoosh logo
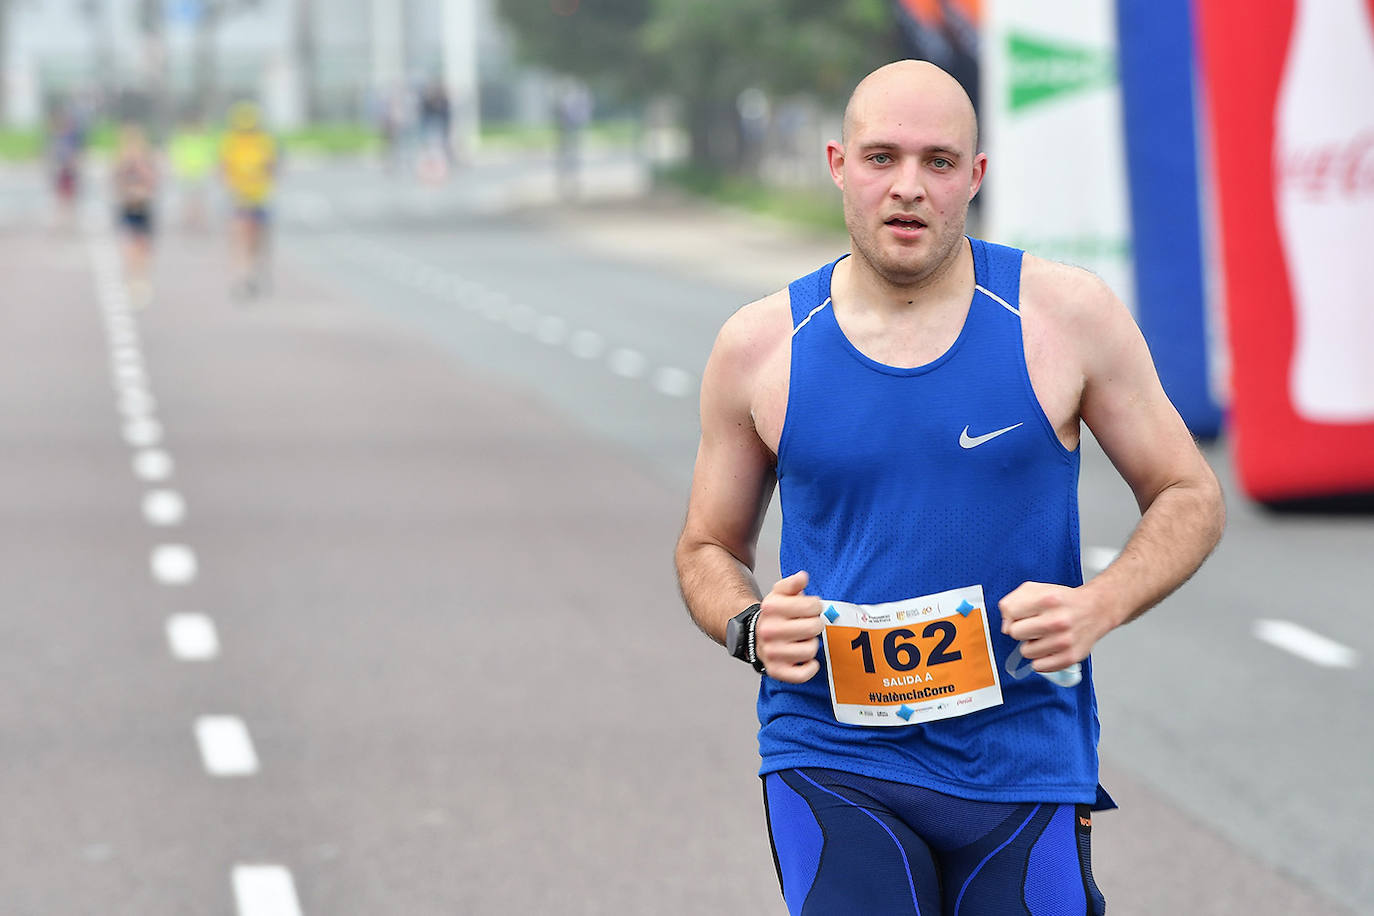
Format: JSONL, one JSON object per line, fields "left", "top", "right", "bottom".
{"left": 959, "top": 423, "right": 1024, "bottom": 449}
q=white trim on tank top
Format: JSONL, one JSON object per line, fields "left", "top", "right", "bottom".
{"left": 974, "top": 284, "right": 1020, "bottom": 317}
{"left": 794, "top": 287, "right": 1015, "bottom": 338}
{"left": 792, "top": 297, "right": 833, "bottom": 336}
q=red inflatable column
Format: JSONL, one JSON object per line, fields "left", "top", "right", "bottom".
{"left": 1196, "top": 0, "right": 1374, "bottom": 502}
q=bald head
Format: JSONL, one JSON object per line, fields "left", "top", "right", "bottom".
{"left": 841, "top": 60, "right": 979, "bottom": 153}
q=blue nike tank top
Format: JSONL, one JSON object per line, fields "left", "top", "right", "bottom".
{"left": 759, "top": 238, "right": 1102, "bottom": 805}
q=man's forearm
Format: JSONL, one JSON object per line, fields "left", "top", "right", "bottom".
{"left": 675, "top": 540, "right": 763, "bottom": 645}
{"left": 1085, "top": 475, "right": 1225, "bottom": 628}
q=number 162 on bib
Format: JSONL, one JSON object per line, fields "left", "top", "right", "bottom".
{"left": 819, "top": 585, "right": 1004, "bottom": 727}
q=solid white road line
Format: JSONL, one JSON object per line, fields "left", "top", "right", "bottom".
{"left": 151, "top": 544, "right": 198, "bottom": 585}
{"left": 166, "top": 613, "right": 220, "bottom": 661}
{"left": 195, "top": 716, "right": 260, "bottom": 776}
{"left": 1254, "top": 619, "right": 1359, "bottom": 669}
{"left": 232, "top": 865, "right": 303, "bottom": 916}
{"left": 142, "top": 489, "right": 187, "bottom": 526}
{"left": 132, "top": 448, "right": 174, "bottom": 482}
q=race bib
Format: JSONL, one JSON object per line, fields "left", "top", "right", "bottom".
{"left": 820, "top": 585, "right": 1004, "bottom": 727}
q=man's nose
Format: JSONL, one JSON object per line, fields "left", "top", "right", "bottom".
{"left": 890, "top": 161, "right": 926, "bottom": 202}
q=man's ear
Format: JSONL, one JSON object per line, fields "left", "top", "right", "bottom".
{"left": 969, "top": 151, "right": 988, "bottom": 201}
{"left": 826, "top": 140, "right": 846, "bottom": 191}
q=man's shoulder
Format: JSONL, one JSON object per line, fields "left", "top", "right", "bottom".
{"left": 714, "top": 251, "right": 846, "bottom": 368}
{"left": 716, "top": 287, "right": 793, "bottom": 360}
{"left": 1018, "top": 252, "right": 1125, "bottom": 328}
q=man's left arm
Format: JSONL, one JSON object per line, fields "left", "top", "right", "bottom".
{"left": 1001, "top": 275, "right": 1226, "bottom": 673}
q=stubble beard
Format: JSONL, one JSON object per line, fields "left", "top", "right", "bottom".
{"left": 845, "top": 198, "right": 970, "bottom": 291}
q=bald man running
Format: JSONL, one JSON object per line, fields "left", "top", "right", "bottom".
{"left": 675, "top": 60, "right": 1224, "bottom": 914}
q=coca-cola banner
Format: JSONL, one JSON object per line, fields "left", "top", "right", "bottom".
{"left": 1115, "top": 0, "right": 1224, "bottom": 439}
{"left": 980, "top": 0, "right": 1134, "bottom": 312}
{"left": 1196, "top": 0, "right": 1374, "bottom": 502}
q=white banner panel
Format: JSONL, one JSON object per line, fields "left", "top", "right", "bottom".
{"left": 980, "top": 1, "right": 1134, "bottom": 311}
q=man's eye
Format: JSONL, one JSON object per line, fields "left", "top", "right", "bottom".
{"left": 870, "top": 154, "right": 892, "bottom": 165}
{"left": 931, "top": 158, "right": 952, "bottom": 169}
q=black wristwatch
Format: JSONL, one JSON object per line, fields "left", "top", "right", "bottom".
{"left": 725, "top": 603, "right": 766, "bottom": 673}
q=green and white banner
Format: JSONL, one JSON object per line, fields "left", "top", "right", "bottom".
{"left": 980, "top": 1, "right": 1134, "bottom": 310}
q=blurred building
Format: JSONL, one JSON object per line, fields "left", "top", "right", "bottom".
{"left": 1, "top": 0, "right": 515, "bottom": 130}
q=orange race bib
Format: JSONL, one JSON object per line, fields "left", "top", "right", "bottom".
{"left": 820, "top": 585, "right": 1004, "bottom": 727}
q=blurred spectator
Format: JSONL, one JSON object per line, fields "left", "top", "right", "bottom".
{"left": 46, "top": 103, "right": 87, "bottom": 230}
{"left": 736, "top": 87, "right": 771, "bottom": 178}
{"left": 417, "top": 78, "right": 453, "bottom": 181}
{"left": 554, "top": 80, "right": 592, "bottom": 198}
{"left": 219, "top": 101, "right": 279, "bottom": 300}
{"left": 111, "top": 123, "right": 160, "bottom": 308}
{"left": 168, "top": 114, "right": 218, "bottom": 231}
{"left": 374, "top": 82, "right": 415, "bottom": 175}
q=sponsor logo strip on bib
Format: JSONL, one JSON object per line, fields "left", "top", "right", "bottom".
{"left": 820, "top": 584, "right": 1004, "bottom": 727}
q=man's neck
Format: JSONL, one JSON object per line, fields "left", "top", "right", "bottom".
{"left": 835, "top": 238, "right": 973, "bottom": 317}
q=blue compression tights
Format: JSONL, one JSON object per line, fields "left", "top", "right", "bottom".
{"left": 763, "top": 768, "right": 1107, "bottom": 916}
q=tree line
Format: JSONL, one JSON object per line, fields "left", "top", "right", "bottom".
{"left": 498, "top": 0, "right": 901, "bottom": 173}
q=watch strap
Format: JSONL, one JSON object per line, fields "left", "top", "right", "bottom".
{"left": 737, "top": 603, "right": 765, "bottom": 673}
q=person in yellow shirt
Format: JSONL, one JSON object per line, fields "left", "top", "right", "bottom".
{"left": 220, "top": 101, "right": 279, "bottom": 299}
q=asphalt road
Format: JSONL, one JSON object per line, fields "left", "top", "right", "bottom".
{"left": 1, "top": 153, "right": 1369, "bottom": 915}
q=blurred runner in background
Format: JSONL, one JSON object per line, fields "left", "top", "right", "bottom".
{"left": 169, "top": 113, "right": 218, "bottom": 231}
{"left": 46, "top": 103, "right": 86, "bottom": 231}
{"left": 111, "top": 123, "right": 159, "bottom": 308}
{"left": 417, "top": 78, "right": 453, "bottom": 183}
{"left": 554, "top": 80, "right": 592, "bottom": 198}
{"left": 220, "top": 101, "right": 279, "bottom": 300}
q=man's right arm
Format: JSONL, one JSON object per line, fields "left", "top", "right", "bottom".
{"left": 673, "top": 299, "right": 781, "bottom": 646}
{"left": 674, "top": 294, "right": 826, "bottom": 683}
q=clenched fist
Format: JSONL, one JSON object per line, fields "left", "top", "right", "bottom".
{"left": 999, "top": 581, "right": 1117, "bottom": 674}
{"left": 756, "top": 570, "right": 825, "bottom": 683}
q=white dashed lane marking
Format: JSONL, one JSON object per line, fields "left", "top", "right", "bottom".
{"left": 112, "top": 362, "right": 147, "bottom": 386}
{"left": 94, "top": 234, "right": 291, "bottom": 911}
{"left": 195, "top": 716, "right": 260, "bottom": 777}
{"left": 652, "top": 367, "right": 694, "bottom": 398}
{"left": 232, "top": 865, "right": 303, "bottom": 916}
{"left": 1082, "top": 546, "right": 1120, "bottom": 575}
{"left": 507, "top": 304, "right": 538, "bottom": 334}
{"left": 1254, "top": 619, "right": 1359, "bottom": 669}
{"left": 122, "top": 417, "right": 163, "bottom": 448}
{"left": 568, "top": 329, "right": 604, "bottom": 360}
{"left": 110, "top": 342, "right": 142, "bottom": 363}
{"left": 142, "top": 489, "right": 187, "bottom": 526}
{"left": 535, "top": 315, "right": 568, "bottom": 345}
{"left": 166, "top": 613, "right": 220, "bottom": 661}
{"left": 117, "top": 388, "right": 156, "bottom": 418}
{"left": 481, "top": 294, "right": 509, "bottom": 321}
{"left": 351, "top": 243, "right": 698, "bottom": 402}
{"left": 133, "top": 448, "right": 174, "bottom": 482}
{"left": 608, "top": 348, "right": 647, "bottom": 379}
{"left": 151, "top": 544, "right": 198, "bottom": 585}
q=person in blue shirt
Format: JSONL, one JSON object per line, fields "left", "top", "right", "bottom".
{"left": 674, "top": 59, "right": 1225, "bottom": 915}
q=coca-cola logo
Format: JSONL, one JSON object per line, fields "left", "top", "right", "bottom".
{"left": 1279, "top": 132, "right": 1374, "bottom": 196}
